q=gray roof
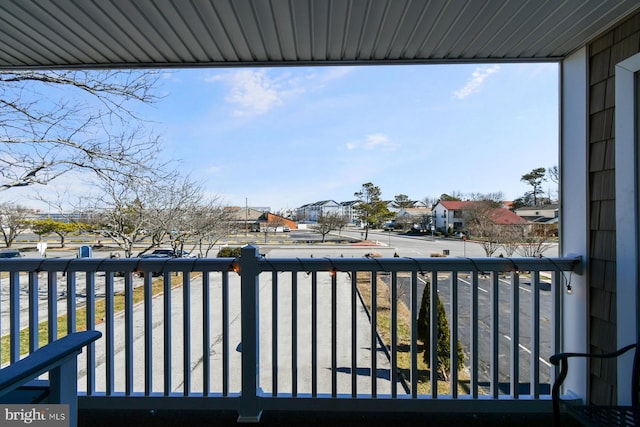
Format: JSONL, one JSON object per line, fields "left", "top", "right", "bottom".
{"left": 1, "top": 1, "right": 639, "bottom": 69}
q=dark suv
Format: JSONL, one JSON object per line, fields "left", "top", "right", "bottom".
{"left": 0, "top": 249, "right": 22, "bottom": 258}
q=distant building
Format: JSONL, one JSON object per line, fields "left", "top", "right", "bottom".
{"left": 295, "top": 200, "right": 341, "bottom": 222}
{"left": 514, "top": 204, "right": 559, "bottom": 223}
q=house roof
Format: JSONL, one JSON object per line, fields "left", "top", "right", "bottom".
{"left": 514, "top": 204, "right": 559, "bottom": 212}
{"left": 397, "top": 207, "right": 431, "bottom": 217}
{"left": 1, "top": 1, "right": 638, "bottom": 70}
{"left": 487, "top": 208, "right": 530, "bottom": 225}
{"left": 225, "top": 206, "right": 265, "bottom": 221}
{"left": 437, "top": 201, "right": 471, "bottom": 210}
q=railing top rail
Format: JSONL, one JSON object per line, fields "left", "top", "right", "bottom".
{"left": 256, "top": 256, "right": 580, "bottom": 274}
{"left": 0, "top": 255, "right": 581, "bottom": 274}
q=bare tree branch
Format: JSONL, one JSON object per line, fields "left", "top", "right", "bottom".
{"left": 0, "top": 70, "right": 163, "bottom": 189}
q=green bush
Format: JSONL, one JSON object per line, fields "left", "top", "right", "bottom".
{"left": 216, "top": 247, "right": 242, "bottom": 258}
{"left": 417, "top": 277, "right": 465, "bottom": 380}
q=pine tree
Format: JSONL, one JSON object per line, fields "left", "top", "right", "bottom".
{"left": 417, "top": 277, "right": 465, "bottom": 380}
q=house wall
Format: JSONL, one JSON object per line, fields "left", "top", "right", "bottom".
{"left": 588, "top": 10, "right": 640, "bottom": 405}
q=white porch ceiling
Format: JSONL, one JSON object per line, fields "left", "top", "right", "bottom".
{"left": 0, "top": 0, "right": 639, "bottom": 69}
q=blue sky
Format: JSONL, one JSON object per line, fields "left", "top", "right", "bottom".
{"left": 151, "top": 63, "right": 559, "bottom": 211}
{"left": 2, "top": 63, "right": 559, "bottom": 212}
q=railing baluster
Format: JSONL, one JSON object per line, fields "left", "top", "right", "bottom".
{"left": 371, "top": 271, "right": 377, "bottom": 398}
{"left": 105, "top": 272, "right": 115, "bottom": 395}
{"left": 471, "top": 270, "right": 479, "bottom": 398}
{"left": 183, "top": 272, "right": 191, "bottom": 396}
{"left": 125, "top": 273, "right": 133, "bottom": 395}
{"left": 530, "top": 271, "right": 540, "bottom": 398}
{"left": 291, "top": 272, "right": 298, "bottom": 397}
{"left": 430, "top": 270, "right": 438, "bottom": 397}
{"left": 163, "top": 271, "right": 172, "bottom": 395}
{"left": 491, "top": 272, "right": 500, "bottom": 398}
{"left": 28, "top": 271, "right": 38, "bottom": 353}
{"left": 331, "top": 270, "right": 337, "bottom": 397}
{"left": 410, "top": 270, "right": 418, "bottom": 398}
{"left": 48, "top": 272, "right": 57, "bottom": 343}
{"left": 202, "top": 272, "right": 210, "bottom": 396}
{"left": 272, "top": 270, "right": 278, "bottom": 396}
{"left": 449, "top": 271, "right": 459, "bottom": 399}
{"left": 85, "top": 271, "right": 95, "bottom": 395}
{"left": 450, "top": 271, "right": 459, "bottom": 398}
{"left": 9, "top": 272, "right": 19, "bottom": 363}
{"left": 351, "top": 271, "right": 357, "bottom": 397}
{"left": 390, "top": 271, "right": 398, "bottom": 398}
{"left": 66, "top": 272, "right": 76, "bottom": 334}
{"left": 551, "top": 270, "right": 562, "bottom": 386}
{"left": 311, "top": 272, "right": 317, "bottom": 397}
{"left": 511, "top": 272, "right": 520, "bottom": 399}
{"left": 222, "top": 271, "right": 230, "bottom": 397}
{"left": 144, "top": 272, "right": 153, "bottom": 395}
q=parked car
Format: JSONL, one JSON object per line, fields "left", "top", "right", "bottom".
{"left": 136, "top": 249, "right": 176, "bottom": 277}
{"left": 0, "top": 249, "right": 22, "bottom": 258}
{"left": 148, "top": 248, "right": 177, "bottom": 257}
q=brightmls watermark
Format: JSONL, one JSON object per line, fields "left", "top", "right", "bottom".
{"left": 1, "top": 405, "right": 69, "bottom": 426}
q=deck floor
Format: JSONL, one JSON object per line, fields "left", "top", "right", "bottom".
{"left": 79, "top": 409, "right": 581, "bottom": 427}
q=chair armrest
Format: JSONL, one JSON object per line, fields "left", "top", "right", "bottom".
{"left": 549, "top": 343, "right": 637, "bottom": 424}
{"left": 0, "top": 330, "right": 102, "bottom": 396}
{"left": 549, "top": 343, "right": 637, "bottom": 366}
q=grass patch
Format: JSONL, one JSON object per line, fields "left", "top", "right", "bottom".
{"left": 356, "top": 272, "right": 470, "bottom": 395}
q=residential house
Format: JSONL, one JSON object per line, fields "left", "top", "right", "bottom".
{"left": 432, "top": 201, "right": 468, "bottom": 233}
{"left": 433, "top": 201, "right": 528, "bottom": 233}
{"left": 394, "top": 207, "right": 432, "bottom": 231}
{"left": 514, "top": 204, "right": 559, "bottom": 223}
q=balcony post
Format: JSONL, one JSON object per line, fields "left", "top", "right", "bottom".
{"left": 238, "top": 245, "right": 263, "bottom": 422}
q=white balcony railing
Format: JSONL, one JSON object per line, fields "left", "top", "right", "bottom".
{"left": 0, "top": 246, "right": 580, "bottom": 421}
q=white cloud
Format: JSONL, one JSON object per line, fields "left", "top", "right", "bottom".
{"left": 452, "top": 65, "right": 501, "bottom": 100}
{"left": 226, "top": 70, "right": 283, "bottom": 116}
{"left": 206, "top": 67, "right": 354, "bottom": 117}
{"left": 345, "top": 133, "right": 399, "bottom": 151}
{"left": 206, "top": 69, "right": 303, "bottom": 117}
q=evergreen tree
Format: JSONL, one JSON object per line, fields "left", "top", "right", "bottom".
{"left": 417, "top": 278, "right": 465, "bottom": 380}
{"left": 520, "top": 167, "right": 547, "bottom": 206}
{"left": 354, "top": 182, "right": 393, "bottom": 240}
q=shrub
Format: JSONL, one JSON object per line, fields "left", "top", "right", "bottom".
{"left": 216, "top": 247, "right": 242, "bottom": 258}
{"left": 417, "top": 277, "right": 465, "bottom": 380}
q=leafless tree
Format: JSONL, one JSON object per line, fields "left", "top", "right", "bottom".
{"left": 0, "top": 70, "right": 162, "bottom": 190}
{"left": 500, "top": 225, "right": 522, "bottom": 257}
{"left": 547, "top": 165, "right": 559, "bottom": 184}
{"left": 518, "top": 224, "right": 552, "bottom": 257}
{"left": 88, "top": 174, "right": 154, "bottom": 257}
{"left": 261, "top": 215, "right": 285, "bottom": 243}
{"left": 190, "top": 202, "right": 238, "bottom": 257}
{"left": 312, "top": 213, "right": 349, "bottom": 242}
{"left": 462, "top": 201, "right": 502, "bottom": 257}
{"left": 0, "top": 203, "right": 32, "bottom": 247}
{"left": 145, "top": 176, "right": 205, "bottom": 256}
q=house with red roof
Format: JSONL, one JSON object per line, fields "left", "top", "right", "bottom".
{"left": 433, "top": 200, "right": 528, "bottom": 234}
